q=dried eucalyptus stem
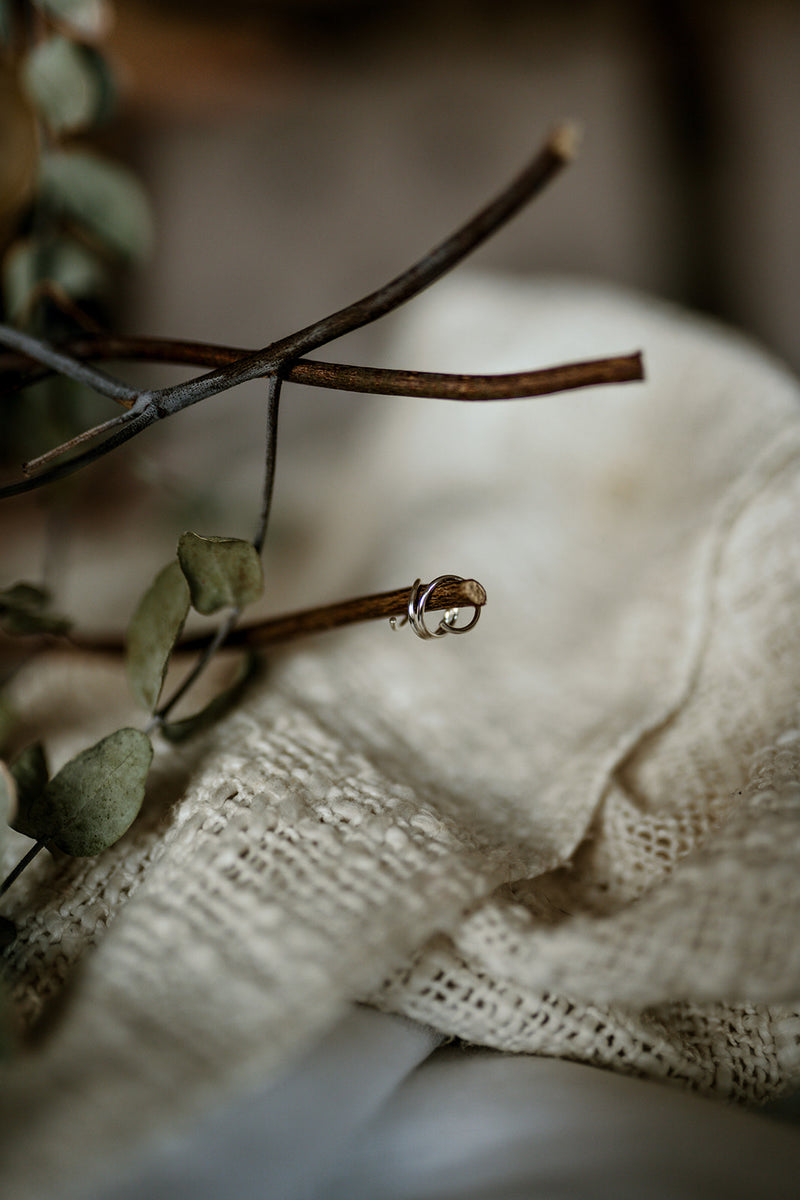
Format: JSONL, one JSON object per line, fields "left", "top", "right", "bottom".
{"left": 0, "top": 122, "right": 646, "bottom": 501}
{"left": 1, "top": 337, "right": 643, "bottom": 407}
{"left": 58, "top": 577, "right": 488, "bottom": 657}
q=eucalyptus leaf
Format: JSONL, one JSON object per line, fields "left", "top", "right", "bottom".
{"left": 177, "top": 532, "right": 264, "bottom": 616}
{"left": 22, "top": 36, "right": 103, "bottom": 134}
{"left": 0, "top": 0, "right": 12, "bottom": 43}
{"left": 0, "top": 760, "right": 16, "bottom": 826}
{"left": 3, "top": 236, "right": 108, "bottom": 320}
{"left": 126, "top": 561, "right": 191, "bottom": 712}
{"left": 34, "top": 0, "right": 110, "bottom": 40}
{"left": 161, "top": 652, "right": 260, "bottom": 743}
{"left": 0, "top": 582, "right": 72, "bottom": 637}
{"left": 39, "top": 149, "right": 153, "bottom": 264}
{"left": 31, "top": 728, "right": 152, "bottom": 857}
{"left": 0, "top": 695, "right": 17, "bottom": 754}
{"left": 8, "top": 742, "right": 49, "bottom": 840}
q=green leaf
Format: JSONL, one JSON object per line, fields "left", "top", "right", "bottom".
{"left": 0, "top": 760, "right": 16, "bottom": 826}
{"left": 28, "top": 728, "right": 152, "bottom": 856}
{"left": 8, "top": 742, "right": 49, "bottom": 840}
{"left": 126, "top": 562, "right": 191, "bottom": 712}
{"left": 34, "top": 0, "right": 111, "bottom": 41}
{"left": 177, "top": 532, "right": 264, "bottom": 616}
{"left": 21, "top": 36, "right": 103, "bottom": 134}
{"left": 3, "top": 235, "right": 109, "bottom": 320}
{"left": 0, "top": 694, "right": 18, "bottom": 755}
{"left": 38, "top": 149, "right": 153, "bottom": 264}
{"left": 0, "top": 0, "right": 13, "bottom": 43}
{"left": 161, "top": 652, "right": 260, "bottom": 743}
{"left": 0, "top": 582, "right": 72, "bottom": 637}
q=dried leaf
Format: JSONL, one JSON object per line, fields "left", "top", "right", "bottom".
{"left": 126, "top": 561, "right": 191, "bottom": 712}
{"left": 178, "top": 532, "right": 263, "bottom": 616}
{"left": 0, "top": 1, "right": 12, "bottom": 42}
{"left": 161, "top": 652, "right": 260, "bottom": 743}
{"left": 0, "top": 760, "right": 16, "bottom": 826}
{"left": 0, "top": 582, "right": 72, "bottom": 637}
{"left": 33, "top": 0, "right": 111, "bottom": 41}
{"left": 8, "top": 741, "right": 48, "bottom": 840}
{"left": 39, "top": 149, "right": 153, "bottom": 264}
{"left": 32, "top": 728, "right": 152, "bottom": 856}
{"left": 0, "top": 694, "right": 17, "bottom": 755}
{"left": 21, "top": 36, "right": 103, "bottom": 134}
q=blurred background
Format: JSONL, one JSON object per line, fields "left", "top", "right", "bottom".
{"left": 2, "top": 0, "right": 799, "bottom": 621}
{"left": 109, "top": 0, "right": 800, "bottom": 365}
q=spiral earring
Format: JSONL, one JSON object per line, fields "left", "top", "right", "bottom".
{"left": 390, "top": 575, "right": 481, "bottom": 640}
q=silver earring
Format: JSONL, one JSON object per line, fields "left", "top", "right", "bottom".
{"left": 391, "top": 575, "right": 481, "bottom": 640}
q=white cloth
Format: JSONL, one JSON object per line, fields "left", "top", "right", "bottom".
{"left": 2, "top": 276, "right": 800, "bottom": 1198}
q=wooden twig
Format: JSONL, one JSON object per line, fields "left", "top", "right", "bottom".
{"left": 0, "top": 124, "right": 589, "bottom": 499}
{"left": 186, "top": 576, "right": 487, "bottom": 650}
{"left": 41, "top": 577, "right": 487, "bottom": 658}
{"left": 0, "top": 338, "right": 644, "bottom": 403}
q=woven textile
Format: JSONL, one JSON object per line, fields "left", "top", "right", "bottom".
{"left": 1, "top": 277, "right": 799, "bottom": 1197}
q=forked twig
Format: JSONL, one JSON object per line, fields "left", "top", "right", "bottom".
{"left": 0, "top": 123, "right": 644, "bottom": 500}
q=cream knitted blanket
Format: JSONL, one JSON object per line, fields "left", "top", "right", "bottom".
{"left": 1, "top": 276, "right": 799, "bottom": 1197}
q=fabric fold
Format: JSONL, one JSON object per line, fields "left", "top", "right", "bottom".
{"left": 2, "top": 275, "right": 799, "bottom": 1197}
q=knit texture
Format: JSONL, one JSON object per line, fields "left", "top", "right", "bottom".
{"left": 1, "top": 277, "right": 799, "bottom": 1196}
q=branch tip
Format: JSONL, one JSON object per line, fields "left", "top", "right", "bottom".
{"left": 549, "top": 121, "right": 582, "bottom": 162}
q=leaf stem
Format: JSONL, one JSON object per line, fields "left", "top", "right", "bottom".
{"left": 253, "top": 374, "right": 282, "bottom": 555}
{"left": 147, "top": 608, "right": 241, "bottom": 729}
{"left": 0, "top": 323, "right": 138, "bottom": 405}
{"left": 0, "top": 840, "right": 45, "bottom": 898}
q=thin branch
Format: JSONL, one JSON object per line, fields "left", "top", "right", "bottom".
{"left": 148, "top": 123, "right": 580, "bottom": 412}
{"left": 1, "top": 337, "right": 645, "bottom": 401}
{"left": 0, "top": 406, "right": 156, "bottom": 498}
{"left": 0, "top": 323, "right": 139, "bottom": 405}
{"left": 0, "top": 124, "right": 612, "bottom": 501}
{"left": 253, "top": 374, "right": 282, "bottom": 554}
{"left": 54, "top": 577, "right": 487, "bottom": 657}
{"left": 290, "top": 352, "right": 645, "bottom": 400}
{"left": 22, "top": 409, "right": 138, "bottom": 475}
{"left": 203, "top": 577, "right": 488, "bottom": 649}
{"left": 0, "top": 840, "right": 45, "bottom": 898}
{"left": 147, "top": 609, "right": 241, "bottom": 730}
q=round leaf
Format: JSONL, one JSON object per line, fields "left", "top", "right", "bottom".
{"left": 0, "top": 582, "right": 72, "bottom": 637}
{"left": 0, "top": 760, "right": 16, "bottom": 826}
{"left": 8, "top": 741, "right": 49, "bottom": 839}
{"left": 21, "top": 36, "right": 103, "bottom": 134}
{"left": 0, "top": 1, "right": 12, "bottom": 42}
{"left": 39, "top": 149, "right": 153, "bottom": 264}
{"left": 126, "top": 561, "right": 191, "bottom": 712}
{"left": 3, "top": 235, "right": 109, "bottom": 320}
{"left": 34, "top": 0, "right": 111, "bottom": 41}
{"left": 177, "top": 532, "right": 264, "bottom": 616}
{"left": 36, "top": 728, "right": 152, "bottom": 856}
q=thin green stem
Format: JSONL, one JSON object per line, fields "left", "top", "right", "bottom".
{"left": 147, "top": 608, "right": 241, "bottom": 731}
